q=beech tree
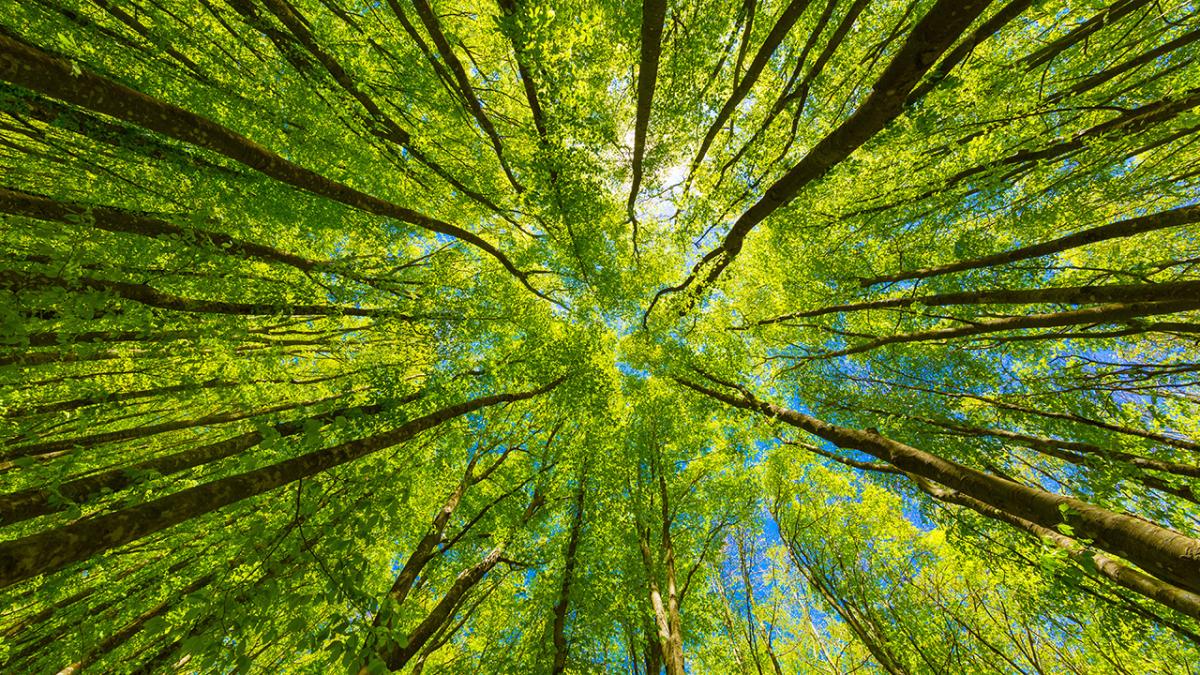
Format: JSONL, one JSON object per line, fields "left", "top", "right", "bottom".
{"left": 1, "top": 0, "right": 1199, "bottom": 672}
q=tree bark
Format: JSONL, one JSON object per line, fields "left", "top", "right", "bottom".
{"left": 55, "top": 572, "right": 217, "bottom": 675}
{"left": 1023, "top": 0, "right": 1152, "bottom": 70}
{"left": 859, "top": 204, "right": 1200, "bottom": 287}
{"left": 407, "top": 0, "right": 523, "bottom": 192}
{"left": 755, "top": 277, "right": 1200, "bottom": 326}
{"left": 0, "top": 377, "right": 562, "bottom": 589}
{"left": 0, "top": 186, "right": 340, "bottom": 275}
{"left": 369, "top": 486, "right": 547, "bottom": 671}
{"left": 912, "top": 477, "right": 1200, "bottom": 619}
{"left": 367, "top": 445, "right": 513, "bottom": 642}
{"left": 627, "top": 0, "right": 668, "bottom": 250}
{"left": 1, "top": 390, "right": 362, "bottom": 462}
{"left": 804, "top": 299, "right": 1200, "bottom": 362}
{"left": 0, "top": 33, "right": 541, "bottom": 292}
{"left": 551, "top": 466, "right": 587, "bottom": 673}
{"left": 905, "top": 0, "right": 1034, "bottom": 104}
{"left": 0, "top": 269, "right": 401, "bottom": 318}
{"left": 690, "top": 0, "right": 814, "bottom": 172}
{"left": 0, "top": 398, "right": 407, "bottom": 524}
{"left": 648, "top": 0, "right": 992, "bottom": 318}
{"left": 678, "top": 376, "right": 1200, "bottom": 596}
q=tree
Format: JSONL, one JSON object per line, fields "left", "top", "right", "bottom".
{"left": 2, "top": 0, "right": 1199, "bottom": 672}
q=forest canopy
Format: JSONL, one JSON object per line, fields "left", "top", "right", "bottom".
{"left": 2, "top": 0, "right": 1200, "bottom": 672}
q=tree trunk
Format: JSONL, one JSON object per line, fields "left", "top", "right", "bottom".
{"left": 679, "top": 376, "right": 1200, "bottom": 596}
{"left": 912, "top": 476, "right": 1200, "bottom": 619}
{"left": 0, "top": 398, "right": 404, "bottom": 523}
{"left": 657, "top": 0, "right": 992, "bottom": 307}
{"left": 550, "top": 466, "right": 587, "bottom": 673}
{"left": 0, "top": 378, "right": 562, "bottom": 589}
{"left": 0, "top": 33, "right": 538, "bottom": 289}
{"left": 859, "top": 197, "right": 1200, "bottom": 287}
{"left": 627, "top": 0, "right": 668, "bottom": 242}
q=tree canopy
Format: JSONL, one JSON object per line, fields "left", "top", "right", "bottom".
{"left": 2, "top": 0, "right": 1200, "bottom": 672}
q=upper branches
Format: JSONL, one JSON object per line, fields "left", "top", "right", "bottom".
{"left": 644, "top": 0, "right": 994, "bottom": 326}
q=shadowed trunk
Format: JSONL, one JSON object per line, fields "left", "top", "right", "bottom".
{"left": 0, "top": 378, "right": 562, "bottom": 588}
{"left": 678, "top": 375, "right": 1200, "bottom": 598}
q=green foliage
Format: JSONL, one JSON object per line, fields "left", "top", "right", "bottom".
{"left": 1, "top": 0, "right": 1199, "bottom": 673}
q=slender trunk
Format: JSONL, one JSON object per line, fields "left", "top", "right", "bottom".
{"left": 496, "top": 0, "right": 550, "bottom": 142}
{"left": 735, "top": 535, "right": 765, "bottom": 675}
{"left": 638, "top": 526, "right": 677, "bottom": 675}
{"left": 0, "top": 269, "right": 397, "bottom": 318}
{"left": 0, "top": 398, "right": 406, "bottom": 524}
{"left": 691, "top": 0, "right": 813, "bottom": 171}
{"left": 12, "top": 329, "right": 196, "bottom": 347}
{"left": 636, "top": 467, "right": 686, "bottom": 675}
{"left": 912, "top": 416, "right": 1199, "bottom": 501}
{"left": 627, "top": 0, "right": 668, "bottom": 249}
{"left": 844, "top": 375, "right": 1200, "bottom": 453}
{"left": 55, "top": 572, "right": 216, "bottom": 675}
{"left": 224, "top": 0, "right": 316, "bottom": 74}
{"left": 0, "top": 187, "right": 332, "bottom": 275}
{"left": 906, "top": 0, "right": 1034, "bottom": 104}
{"left": 0, "top": 378, "right": 562, "bottom": 588}
{"left": 369, "top": 488, "right": 546, "bottom": 671}
{"left": 660, "top": 478, "right": 686, "bottom": 675}
{"left": 408, "top": 579, "right": 499, "bottom": 674}
{"left": 912, "top": 477, "right": 1200, "bottom": 619}
{"left": 1023, "top": 0, "right": 1152, "bottom": 69}
{"left": 805, "top": 299, "right": 1200, "bottom": 362}
{"left": 368, "top": 447, "right": 512, "bottom": 639}
{"left": 1054, "top": 25, "right": 1200, "bottom": 101}
{"left": 2, "top": 390, "right": 362, "bottom": 461}
{"left": 0, "top": 84, "right": 234, "bottom": 174}
{"left": 407, "top": 0, "right": 523, "bottom": 192}
{"left": 383, "top": 543, "right": 506, "bottom": 670}
{"left": 253, "top": 0, "right": 513, "bottom": 221}
{"left": 755, "top": 278, "right": 1200, "bottom": 325}
{"left": 679, "top": 376, "right": 1200, "bottom": 596}
{"left": 4, "top": 376, "right": 231, "bottom": 419}
{"left": 773, "top": 515, "right": 908, "bottom": 674}
{"left": 649, "top": 0, "right": 991, "bottom": 316}
{"left": 551, "top": 466, "right": 587, "bottom": 673}
{"left": 859, "top": 204, "right": 1200, "bottom": 287}
{"left": 0, "top": 33, "right": 539, "bottom": 290}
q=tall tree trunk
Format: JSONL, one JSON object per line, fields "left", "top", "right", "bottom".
{"left": 0, "top": 378, "right": 562, "bottom": 588}
{"left": 636, "top": 466, "right": 686, "bottom": 675}
{"left": 2, "top": 390, "right": 364, "bottom": 461}
{"left": 0, "top": 269, "right": 398, "bottom": 318}
{"left": 690, "top": 0, "right": 813, "bottom": 172}
{"left": 0, "top": 398, "right": 408, "bottom": 523}
{"left": 0, "top": 187, "right": 330, "bottom": 275}
{"left": 859, "top": 203, "right": 1200, "bottom": 287}
{"left": 406, "top": 0, "right": 523, "bottom": 192}
{"left": 550, "top": 465, "right": 587, "bottom": 673}
{"left": 626, "top": 0, "right": 668, "bottom": 253}
{"left": 911, "top": 476, "right": 1200, "bottom": 619}
{"left": 649, "top": 0, "right": 992, "bottom": 314}
{"left": 678, "top": 376, "right": 1200, "bottom": 596}
{"left": 753, "top": 277, "right": 1200, "bottom": 325}
{"left": 55, "top": 572, "right": 217, "bottom": 675}
{"left": 805, "top": 298, "right": 1200, "bottom": 362}
{"left": 0, "top": 33, "right": 540, "bottom": 291}
{"left": 772, "top": 508, "right": 910, "bottom": 674}
{"left": 366, "top": 487, "right": 547, "bottom": 672}
{"left": 367, "top": 446, "right": 513, "bottom": 641}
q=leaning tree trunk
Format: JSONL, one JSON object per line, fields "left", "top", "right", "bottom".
{"left": 0, "top": 378, "right": 562, "bottom": 588}
{"left": 677, "top": 376, "right": 1200, "bottom": 597}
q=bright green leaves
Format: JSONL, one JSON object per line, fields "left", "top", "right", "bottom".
{"left": 2, "top": 0, "right": 1200, "bottom": 673}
